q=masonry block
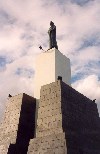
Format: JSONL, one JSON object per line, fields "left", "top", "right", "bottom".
{"left": 0, "top": 93, "right": 36, "bottom": 154}
{"left": 28, "top": 132, "right": 67, "bottom": 154}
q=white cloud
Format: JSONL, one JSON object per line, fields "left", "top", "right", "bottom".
{"left": 72, "top": 74, "right": 100, "bottom": 115}
{"left": 71, "top": 46, "right": 100, "bottom": 77}
{"left": 0, "top": 25, "right": 24, "bottom": 52}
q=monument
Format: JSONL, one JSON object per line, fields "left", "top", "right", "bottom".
{"left": 34, "top": 21, "right": 71, "bottom": 98}
{"left": 0, "top": 22, "right": 100, "bottom": 154}
{"left": 48, "top": 21, "right": 58, "bottom": 50}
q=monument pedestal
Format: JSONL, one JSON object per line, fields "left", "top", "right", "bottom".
{"left": 28, "top": 80, "right": 100, "bottom": 154}
{"left": 28, "top": 81, "right": 67, "bottom": 154}
{"left": 34, "top": 48, "right": 71, "bottom": 99}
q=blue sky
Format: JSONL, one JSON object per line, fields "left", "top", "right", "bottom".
{"left": 0, "top": 0, "right": 100, "bottom": 119}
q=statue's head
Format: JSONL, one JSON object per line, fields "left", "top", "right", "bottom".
{"left": 50, "top": 21, "right": 54, "bottom": 27}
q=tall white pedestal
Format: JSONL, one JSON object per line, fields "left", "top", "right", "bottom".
{"left": 34, "top": 48, "right": 71, "bottom": 98}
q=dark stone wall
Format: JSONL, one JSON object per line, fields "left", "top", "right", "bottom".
{"left": 61, "top": 81, "right": 100, "bottom": 154}
{"left": 7, "top": 81, "right": 100, "bottom": 154}
{"left": 8, "top": 93, "right": 36, "bottom": 154}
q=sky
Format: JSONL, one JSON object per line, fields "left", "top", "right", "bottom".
{"left": 0, "top": 0, "right": 100, "bottom": 120}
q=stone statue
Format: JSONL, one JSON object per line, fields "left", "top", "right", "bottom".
{"left": 48, "top": 21, "right": 58, "bottom": 49}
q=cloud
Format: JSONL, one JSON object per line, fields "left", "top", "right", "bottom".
{"left": 72, "top": 75, "right": 100, "bottom": 115}
{"left": 71, "top": 46, "right": 100, "bottom": 77}
{"left": 0, "top": 0, "right": 100, "bottom": 120}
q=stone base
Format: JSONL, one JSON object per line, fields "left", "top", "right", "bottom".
{"left": 28, "top": 132, "right": 67, "bottom": 154}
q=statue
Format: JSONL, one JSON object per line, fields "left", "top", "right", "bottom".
{"left": 48, "top": 21, "right": 58, "bottom": 49}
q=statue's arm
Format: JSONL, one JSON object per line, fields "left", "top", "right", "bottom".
{"left": 48, "top": 27, "right": 52, "bottom": 34}
{"left": 48, "top": 29, "right": 50, "bottom": 34}
{"left": 48, "top": 26, "right": 55, "bottom": 33}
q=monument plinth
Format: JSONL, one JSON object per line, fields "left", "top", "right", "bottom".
{"left": 34, "top": 48, "right": 71, "bottom": 98}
